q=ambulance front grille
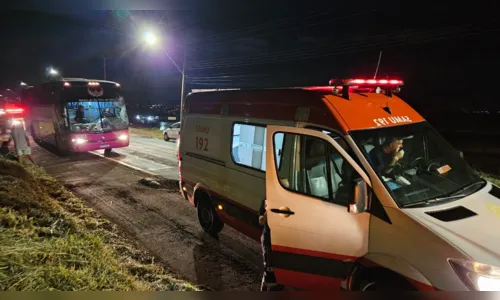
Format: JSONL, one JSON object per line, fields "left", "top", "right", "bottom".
{"left": 425, "top": 206, "right": 477, "bottom": 222}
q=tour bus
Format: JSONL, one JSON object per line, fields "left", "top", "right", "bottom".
{"left": 26, "top": 78, "right": 130, "bottom": 154}
{"left": 177, "top": 79, "right": 500, "bottom": 291}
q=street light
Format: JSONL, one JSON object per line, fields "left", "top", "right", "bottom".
{"left": 144, "top": 31, "right": 158, "bottom": 46}
{"left": 48, "top": 68, "right": 59, "bottom": 76}
{"left": 142, "top": 30, "right": 186, "bottom": 121}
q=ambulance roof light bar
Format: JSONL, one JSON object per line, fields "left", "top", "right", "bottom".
{"left": 328, "top": 78, "right": 404, "bottom": 86}
{"left": 328, "top": 78, "right": 403, "bottom": 100}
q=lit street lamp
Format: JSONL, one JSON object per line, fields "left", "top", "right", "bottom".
{"left": 142, "top": 30, "right": 186, "bottom": 121}
{"left": 48, "top": 68, "right": 59, "bottom": 76}
{"left": 144, "top": 31, "right": 158, "bottom": 46}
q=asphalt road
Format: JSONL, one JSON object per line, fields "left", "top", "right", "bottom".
{"left": 32, "top": 134, "right": 262, "bottom": 291}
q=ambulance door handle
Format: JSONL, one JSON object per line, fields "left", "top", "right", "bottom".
{"left": 270, "top": 207, "right": 295, "bottom": 217}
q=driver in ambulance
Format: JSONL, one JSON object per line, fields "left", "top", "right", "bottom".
{"left": 369, "top": 136, "right": 405, "bottom": 176}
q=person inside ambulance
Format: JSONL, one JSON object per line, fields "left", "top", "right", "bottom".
{"left": 368, "top": 136, "right": 405, "bottom": 177}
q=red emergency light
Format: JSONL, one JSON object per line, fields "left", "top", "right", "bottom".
{"left": 329, "top": 78, "right": 403, "bottom": 86}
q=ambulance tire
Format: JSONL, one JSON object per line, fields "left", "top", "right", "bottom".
{"left": 358, "top": 274, "right": 416, "bottom": 291}
{"left": 197, "top": 196, "right": 224, "bottom": 236}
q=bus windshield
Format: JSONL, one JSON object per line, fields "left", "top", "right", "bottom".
{"left": 66, "top": 98, "right": 129, "bottom": 133}
{"left": 350, "top": 121, "right": 484, "bottom": 208}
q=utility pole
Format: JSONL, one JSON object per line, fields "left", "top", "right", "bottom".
{"left": 373, "top": 51, "right": 382, "bottom": 79}
{"left": 103, "top": 56, "right": 107, "bottom": 80}
{"left": 180, "top": 51, "right": 187, "bottom": 121}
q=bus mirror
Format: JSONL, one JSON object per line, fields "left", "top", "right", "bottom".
{"left": 348, "top": 178, "right": 369, "bottom": 214}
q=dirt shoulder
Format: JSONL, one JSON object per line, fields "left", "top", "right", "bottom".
{"left": 32, "top": 143, "right": 262, "bottom": 291}
{"left": 0, "top": 158, "right": 199, "bottom": 291}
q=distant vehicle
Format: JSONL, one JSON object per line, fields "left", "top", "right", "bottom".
{"left": 178, "top": 78, "right": 500, "bottom": 291}
{"left": 25, "top": 78, "right": 130, "bottom": 154}
{"left": 0, "top": 95, "right": 26, "bottom": 143}
{"left": 163, "top": 122, "right": 180, "bottom": 141}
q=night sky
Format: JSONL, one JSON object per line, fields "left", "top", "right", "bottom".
{"left": 0, "top": 2, "right": 498, "bottom": 115}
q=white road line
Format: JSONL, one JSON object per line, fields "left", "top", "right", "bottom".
{"left": 91, "top": 151, "right": 159, "bottom": 177}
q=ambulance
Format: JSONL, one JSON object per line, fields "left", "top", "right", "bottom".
{"left": 177, "top": 79, "right": 500, "bottom": 291}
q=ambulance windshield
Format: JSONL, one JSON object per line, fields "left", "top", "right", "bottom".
{"left": 350, "top": 121, "right": 485, "bottom": 208}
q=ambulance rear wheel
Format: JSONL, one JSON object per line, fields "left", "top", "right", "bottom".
{"left": 197, "top": 197, "right": 224, "bottom": 236}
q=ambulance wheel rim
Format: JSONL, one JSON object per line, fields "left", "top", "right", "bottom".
{"left": 361, "top": 282, "right": 377, "bottom": 291}
{"left": 201, "top": 207, "right": 212, "bottom": 224}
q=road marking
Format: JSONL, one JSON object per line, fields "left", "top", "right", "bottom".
{"left": 91, "top": 151, "right": 159, "bottom": 177}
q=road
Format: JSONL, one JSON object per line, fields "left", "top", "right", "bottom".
{"left": 32, "top": 134, "right": 262, "bottom": 291}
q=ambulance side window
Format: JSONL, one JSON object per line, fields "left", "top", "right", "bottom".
{"left": 231, "top": 123, "right": 269, "bottom": 171}
{"left": 274, "top": 132, "right": 357, "bottom": 206}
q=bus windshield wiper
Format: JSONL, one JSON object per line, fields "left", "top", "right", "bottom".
{"left": 402, "top": 194, "right": 467, "bottom": 208}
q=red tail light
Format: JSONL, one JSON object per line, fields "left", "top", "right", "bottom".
{"left": 6, "top": 107, "right": 24, "bottom": 114}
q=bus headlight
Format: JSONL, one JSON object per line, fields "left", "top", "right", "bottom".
{"left": 449, "top": 259, "right": 500, "bottom": 291}
{"left": 118, "top": 134, "right": 128, "bottom": 141}
{"left": 71, "top": 138, "right": 87, "bottom": 145}
{"left": 12, "top": 119, "right": 21, "bottom": 125}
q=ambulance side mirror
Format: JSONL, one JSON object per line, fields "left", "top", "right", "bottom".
{"left": 457, "top": 150, "right": 464, "bottom": 159}
{"left": 348, "top": 178, "right": 369, "bottom": 214}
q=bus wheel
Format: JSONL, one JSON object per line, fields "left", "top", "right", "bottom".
{"left": 30, "top": 124, "right": 39, "bottom": 143}
{"left": 104, "top": 148, "right": 112, "bottom": 155}
{"left": 55, "top": 134, "right": 69, "bottom": 156}
{"left": 197, "top": 195, "right": 224, "bottom": 237}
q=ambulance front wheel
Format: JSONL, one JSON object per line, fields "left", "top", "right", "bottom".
{"left": 358, "top": 274, "right": 416, "bottom": 291}
{"left": 197, "top": 196, "right": 224, "bottom": 236}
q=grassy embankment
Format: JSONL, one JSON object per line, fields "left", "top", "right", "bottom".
{"left": 129, "top": 126, "right": 164, "bottom": 140}
{"left": 479, "top": 171, "right": 500, "bottom": 186}
{"left": 0, "top": 158, "right": 198, "bottom": 291}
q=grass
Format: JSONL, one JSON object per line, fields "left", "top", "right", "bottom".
{"left": 129, "top": 127, "right": 164, "bottom": 140}
{"left": 479, "top": 171, "right": 500, "bottom": 186}
{"left": 0, "top": 158, "right": 199, "bottom": 291}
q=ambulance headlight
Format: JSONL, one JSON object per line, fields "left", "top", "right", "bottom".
{"left": 449, "top": 259, "right": 500, "bottom": 291}
{"left": 12, "top": 119, "right": 21, "bottom": 125}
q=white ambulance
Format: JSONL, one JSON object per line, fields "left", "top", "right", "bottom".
{"left": 177, "top": 79, "right": 500, "bottom": 291}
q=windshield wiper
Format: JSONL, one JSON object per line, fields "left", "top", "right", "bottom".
{"left": 449, "top": 180, "right": 485, "bottom": 196}
{"left": 402, "top": 194, "right": 467, "bottom": 208}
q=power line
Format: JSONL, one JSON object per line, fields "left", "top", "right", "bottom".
{"left": 187, "top": 10, "right": 376, "bottom": 52}
{"left": 185, "top": 11, "right": 331, "bottom": 47}
{"left": 188, "top": 26, "right": 496, "bottom": 70}
{"left": 188, "top": 24, "right": 478, "bottom": 67}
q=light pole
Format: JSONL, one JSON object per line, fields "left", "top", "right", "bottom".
{"left": 103, "top": 56, "right": 107, "bottom": 80}
{"left": 143, "top": 31, "right": 186, "bottom": 121}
